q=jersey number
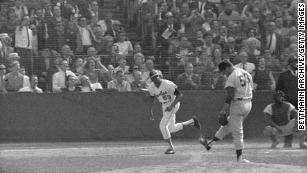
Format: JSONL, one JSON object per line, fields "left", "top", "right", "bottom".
{"left": 239, "top": 73, "right": 250, "bottom": 87}
{"left": 162, "top": 95, "right": 171, "bottom": 101}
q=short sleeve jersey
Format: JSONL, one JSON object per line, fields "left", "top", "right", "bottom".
{"left": 225, "top": 67, "right": 253, "bottom": 99}
{"left": 148, "top": 79, "right": 177, "bottom": 105}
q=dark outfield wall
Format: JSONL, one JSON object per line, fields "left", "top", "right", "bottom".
{"left": 0, "top": 91, "right": 273, "bottom": 142}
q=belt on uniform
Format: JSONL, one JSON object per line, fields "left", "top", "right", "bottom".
{"left": 236, "top": 98, "right": 252, "bottom": 101}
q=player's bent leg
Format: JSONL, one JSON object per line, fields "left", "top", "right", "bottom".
{"left": 264, "top": 126, "right": 279, "bottom": 148}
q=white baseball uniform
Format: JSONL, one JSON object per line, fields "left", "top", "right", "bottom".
{"left": 215, "top": 67, "right": 253, "bottom": 150}
{"left": 148, "top": 79, "right": 183, "bottom": 139}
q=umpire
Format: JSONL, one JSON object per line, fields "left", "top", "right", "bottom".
{"left": 275, "top": 55, "right": 301, "bottom": 147}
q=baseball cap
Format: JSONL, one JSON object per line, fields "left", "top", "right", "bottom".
{"left": 149, "top": 70, "right": 160, "bottom": 79}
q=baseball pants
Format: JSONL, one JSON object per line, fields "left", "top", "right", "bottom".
{"left": 160, "top": 102, "right": 183, "bottom": 139}
{"left": 215, "top": 100, "right": 252, "bottom": 150}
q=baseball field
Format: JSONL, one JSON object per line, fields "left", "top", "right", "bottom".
{"left": 0, "top": 140, "right": 306, "bottom": 173}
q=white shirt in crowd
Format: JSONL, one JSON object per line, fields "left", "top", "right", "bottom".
{"left": 18, "top": 86, "right": 43, "bottom": 93}
{"left": 114, "top": 41, "right": 133, "bottom": 56}
{"left": 235, "top": 62, "right": 255, "bottom": 75}
{"left": 78, "top": 27, "right": 92, "bottom": 46}
{"left": 52, "top": 70, "right": 77, "bottom": 92}
{"left": 15, "top": 26, "right": 33, "bottom": 49}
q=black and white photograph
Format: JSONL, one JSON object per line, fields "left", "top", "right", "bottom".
{"left": 0, "top": 0, "right": 306, "bottom": 172}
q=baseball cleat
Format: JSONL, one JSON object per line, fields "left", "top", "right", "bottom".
{"left": 164, "top": 148, "right": 175, "bottom": 154}
{"left": 193, "top": 116, "right": 201, "bottom": 130}
{"left": 200, "top": 137, "right": 211, "bottom": 151}
{"left": 238, "top": 156, "right": 250, "bottom": 163}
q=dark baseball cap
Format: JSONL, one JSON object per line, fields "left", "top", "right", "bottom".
{"left": 149, "top": 70, "right": 160, "bottom": 79}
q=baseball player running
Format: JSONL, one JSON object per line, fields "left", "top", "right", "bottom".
{"left": 200, "top": 60, "right": 253, "bottom": 163}
{"left": 147, "top": 70, "right": 201, "bottom": 154}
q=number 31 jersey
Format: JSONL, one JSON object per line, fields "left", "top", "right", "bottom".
{"left": 148, "top": 79, "right": 177, "bottom": 106}
{"left": 225, "top": 67, "right": 253, "bottom": 99}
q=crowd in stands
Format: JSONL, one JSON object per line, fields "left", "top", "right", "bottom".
{"left": 0, "top": 0, "right": 301, "bottom": 93}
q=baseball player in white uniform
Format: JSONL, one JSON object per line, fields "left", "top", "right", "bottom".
{"left": 147, "top": 70, "right": 201, "bottom": 154}
{"left": 200, "top": 60, "right": 253, "bottom": 163}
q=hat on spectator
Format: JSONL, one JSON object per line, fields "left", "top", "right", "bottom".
{"left": 113, "top": 20, "right": 121, "bottom": 25}
{"left": 0, "top": 64, "right": 6, "bottom": 69}
{"left": 165, "top": 11, "right": 173, "bottom": 18}
{"left": 288, "top": 55, "right": 297, "bottom": 64}
{"left": 8, "top": 53, "right": 20, "bottom": 61}
{"left": 0, "top": 33, "right": 9, "bottom": 39}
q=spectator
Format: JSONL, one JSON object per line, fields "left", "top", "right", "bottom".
{"left": 234, "top": 51, "right": 255, "bottom": 77}
{"left": 97, "top": 12, "right": 116, "bottom": 37}
{"left": 4, "top": 61, "right": 30, "bottom": 92}
{"left": 18, "top": 74, "right": 43, "bottom": 93}
{"left": 253, "top": 58, "right": 275, "bottom": 90}
{"left": 71, "top": 57, "right": 84, "bottom": 76}
{"left": 0, "top": 33, "right": 14, "bottom": 64}
{"left": 262, "top": 49, "right": 282, "bottom": 72}
{"left": 243, "top": 7, "right": 265, "bottom": 36}
{"left": 114, "top": 32, "right": 133, "bottom": 57}
{"left": 203, "top": 32, "right": 216, "bottom": 57}
{"left": 33, "top": 48, "right": 51, "bottom": 91}
{"left": 12, "top": 0, "right": 29, "bottom": 21}
{"left": 61, "top": 45, "right": 74, "bottom": 68}
{"left": 107, "top": 70, "right": 131, "bottom": 91}
{"left": 130, "top": 70, "right": 147, "bottom": 91}
{"left": 83, "top": 56, "right": 108, "bottom": 91}
{"left": 223, "top": 36, "right": 239, "bottom": 60}
{"left": 65, "top": 20, "right": 81, "bottom": 52}
{"left": 244, "top": 37, "right": 261, "bottom": 65}
{"left": 263, "top": 22, "right": 283, "bottom": 57}
{"left": 157, "top": 11, "right": 180, "bottom": 68}
{"left": 193, "top": 30, "right": 205, "bottom": 48}
{"left": 6, "top": 8, "right": 21, "bottom": 35}
{"left": 76, "top": 16, "right": 93, "bottom": 54}
{"left": 275, "top": 17, "right": 289, "bottom": 38}
{"left": 61, "top": 75, "right": 80, "bottom": 92}
{"left": 142, "top": 59, "right": 162, "bottom": 86}
{"left": 176, "top": 62, "right": 201, "bottom": 90}
{"left": 15, "top": 15, "right": 33, "bottom": 75}
{"left": 46, "top": 53, "right": 62, "bottom": 91}
{"left": 79, "top": 75, "right": 94, "bottom": 92}
{"left": 276, "top": 55, "right": 299, "bottom": 148}
{"left": 133, "top": 43, "right": 143, "bottom": 55}
{"left": 218, "top": 1, "right": 241, "bottom": 23}
{"left": 263, "top": 91, "right": 307, "bottom": 149}
{"left": 52, "top": 59, "right": 77, "bottom": 93}
{"left": 84, "top": 0, "right": 104, "bottom": 21}
{"left": 133, "top": 53, "right": 145, "bottom": 71}
{"left": 30, "top": 8, "right": 49, "bottom": 51}
{"left": 0, "top": 64, "right": 7, "bottom": 93}
{"left": 47, "top": 6, "right": 68, "bottom": 51}
{"left": 213, "top": 25, "right": 228, "bottom": 51}
{"left": 190, "top": 0, "right": 218, "bottom": 17}
{"left": 114, "top": 56, "right": 130, "bottom": 74}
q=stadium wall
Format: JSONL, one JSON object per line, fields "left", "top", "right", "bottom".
{"left": 0, "top": 91, "right": 272, "bottom": 142}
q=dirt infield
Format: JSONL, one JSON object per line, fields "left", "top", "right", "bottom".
{"left": 0, "top": 140, "right": 306, "bottom": 173}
